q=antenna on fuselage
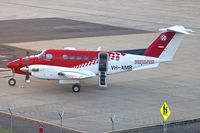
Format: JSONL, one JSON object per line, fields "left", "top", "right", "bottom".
{"left": 97, "top": 46, "right": 102, "bottom": 51}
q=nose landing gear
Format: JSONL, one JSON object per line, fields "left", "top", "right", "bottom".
{"left": 8, "top": 78, "right": 16, "bottom": 86}
{"left": 72, "top": 84, "right": 80, "bottom": 92}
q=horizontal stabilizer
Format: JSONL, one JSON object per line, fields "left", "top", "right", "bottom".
{"left": 133, "top": 63, "right": 159, "bottom": 71}
{"left": 159, "top": 25, "right": 193, "bottom": 35}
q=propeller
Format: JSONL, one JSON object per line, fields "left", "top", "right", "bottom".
{"left": 25, "top": 51, "right": 30, "bottom": 83}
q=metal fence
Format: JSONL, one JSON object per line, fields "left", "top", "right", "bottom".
{"left": 0, "top": 111, "right": 84, "bottom": 133}
{"left": 1, "top": 109, "right": 200, "bottom": 133}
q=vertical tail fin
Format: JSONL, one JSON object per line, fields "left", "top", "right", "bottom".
{"left": 144, "top": 26, "right": 193, "bottom": 60}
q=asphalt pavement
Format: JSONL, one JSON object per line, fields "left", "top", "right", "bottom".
{"left": 0, "top": 0, "right": 200, "bottom": 133}
{"left": 0, "top": 18, "right": 149, "bottom": 43}
{"left": 0, "top": 111, "right": 84, "bottom": 133}
{"left": 114, "top": 119, "right": 200, "bottom": 133}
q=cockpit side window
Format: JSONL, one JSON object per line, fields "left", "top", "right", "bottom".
{"left": 46, "top": 54, "right": 53, "bottom": 60}
{"left": 37, "top": 50, "right": 53, "bottom": 60}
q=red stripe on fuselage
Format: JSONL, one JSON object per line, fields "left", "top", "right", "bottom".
{"left": 29, "top": 50, "right": 126, "bottom": 68}
{"left": 34, "top": 49, "right": 99, "bottom": 68}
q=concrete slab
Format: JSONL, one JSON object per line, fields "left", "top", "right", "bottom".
{"left": 0, "top": 0, "right": 199, "bottom": 31}
{"left": 0, "top": 0, "right": 200, "bottom": 133}
{"left": 0, "top": 18, "right": 149, "bottom": 43}
{"left": 0, "top": 45, "right": 38, "bottom": 68}
{"left": 1, "top": 33, "right": 200, "bottom": 132}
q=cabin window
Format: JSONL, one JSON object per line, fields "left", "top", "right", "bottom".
{"left": 63, "top": 55, "right": 68, "bottom": 60}
{"left": 70, "top": 55, "right": 75, "bottom": 60}
{"left": 76, "top": 55, "right": 82, "bottom": 60}
{"left": 93, "top": 56, "right": 97, "bottom": 60}
{"left": 116, "top": 57, "right": 120, "bottom": 61}
{"left": 84, "top": 56, "right": 89, "bottom": 60}
{"left": 46, "top": 54, "right": 53, "bottom": 60}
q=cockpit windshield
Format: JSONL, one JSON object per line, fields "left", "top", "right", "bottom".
{"left": 37, "top": 50, "right": 46, "bottom": 59}
{"left": 36, "top": 50, "right": 53, "bottom": 60}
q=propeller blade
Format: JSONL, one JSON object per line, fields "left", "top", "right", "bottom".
{"left": 25, "top": 73, "right": 30, "bottom": 83}
{"left": 26, "top": 51, "right": 30, "bottom": 57}
{"left": 25, "top": 50, "right": 30, "bottom": 66}
{"left": 25, "top": 51, "right": 31, "bottom": 83}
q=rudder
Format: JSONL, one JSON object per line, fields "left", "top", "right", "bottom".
{"left": 144, "top": 26, "right": 192, "bottom": 60}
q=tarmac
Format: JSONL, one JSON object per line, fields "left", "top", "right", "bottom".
{"left": 0, "top": 111, "right": 85, "bottom": 133}
{"left": 0, "top": 0, "right": 200, "bottom": 133}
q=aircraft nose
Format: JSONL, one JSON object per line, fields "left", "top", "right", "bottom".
{"left": 7, "top": 60, "right": 17, "bottom": 69}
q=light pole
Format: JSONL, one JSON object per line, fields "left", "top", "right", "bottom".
{"left": 110, "top": 113, "right": 116, "bottom": 133}
{"left": 58, "top": 110, "right": 64, "bottom": 133}
{"left": 8, "top": 107, "right": 14, "bottom": 133}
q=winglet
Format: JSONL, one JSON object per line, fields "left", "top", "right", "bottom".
{"left": 159, "top": 25, "right": 194, "bottom": 35}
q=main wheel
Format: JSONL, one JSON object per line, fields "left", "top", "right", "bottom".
{"left": 8, "top": 78, "right": 16, "bottom": 86}
{"left": 72, "top": 84, "right": 80, "bottom": 92}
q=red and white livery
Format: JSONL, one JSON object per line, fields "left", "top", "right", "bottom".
{"left": 7, "top": 26, "right": 192, "bottom": 92}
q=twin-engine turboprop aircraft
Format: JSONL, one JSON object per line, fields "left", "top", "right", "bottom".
{"left": 7, "top": 26, "right": 192, "bottom": 92}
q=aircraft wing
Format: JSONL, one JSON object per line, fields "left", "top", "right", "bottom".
{"left": 58, "top": 70, "right": 96, "bottom": 79}
{"left": 22, "top": 65, "right": 96, "bottom": 80}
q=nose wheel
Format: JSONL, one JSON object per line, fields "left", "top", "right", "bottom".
{"left": 8, "top": 78, "right": 16, "bottom": 86}
{"left": 72, "top": 84, "right": 80, "bottom": 92}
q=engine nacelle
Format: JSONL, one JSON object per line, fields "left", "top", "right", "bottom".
{"left": 29, "top": 65, "right": 65, "bottom": 80}
{"left": 31, "top": 70, "right": 58, "bottom": 80}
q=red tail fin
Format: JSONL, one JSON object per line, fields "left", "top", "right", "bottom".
{"left": 144, "top": 32, "right": 176, "bottom": 58}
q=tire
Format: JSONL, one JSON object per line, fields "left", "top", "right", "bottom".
{"left": 72, "top": 84, "right": 80, "bottom": 92}
{"left": 8, "top": 78, "right": 16, "bottom": 86}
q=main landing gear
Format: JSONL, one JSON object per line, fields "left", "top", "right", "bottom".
{"left": 8, "top": 78, "right": 81, "bottom": 93}
{"left": 72, "top": 84, "right": 80, "bottom": 92}
{"left": 8, "top": 78, "right": 16, "bottom": 86}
